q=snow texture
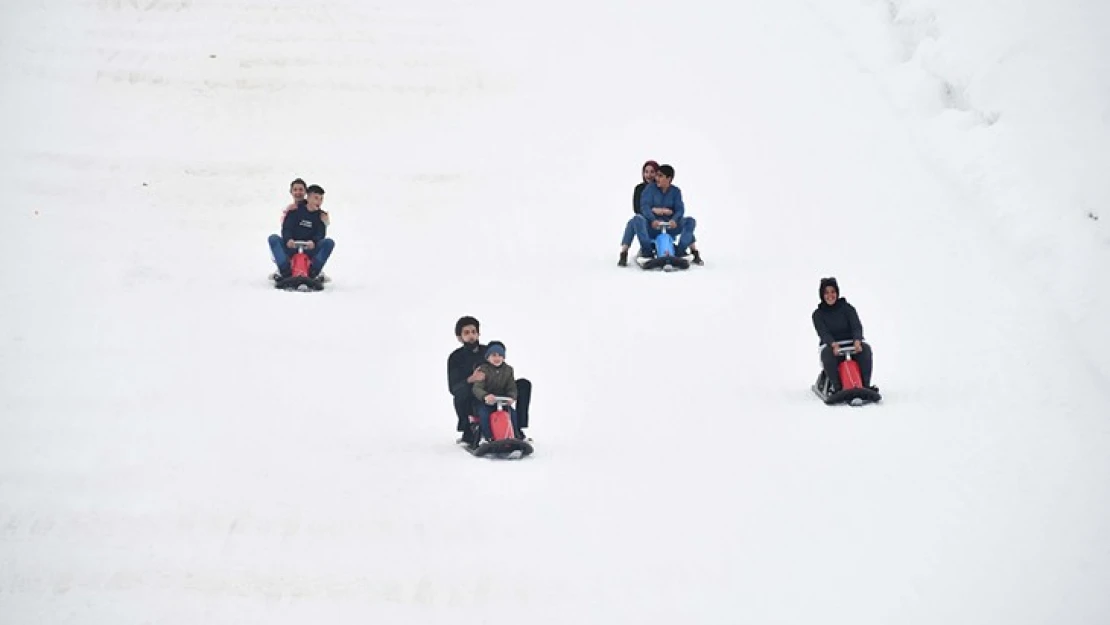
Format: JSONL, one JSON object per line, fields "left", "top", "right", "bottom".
{"left": 1, "top": 0, "right": 1108, "bottom": 623}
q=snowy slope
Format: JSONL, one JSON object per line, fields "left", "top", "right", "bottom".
{"left": 2, "top": 1, "right": 1109, "bottom": 624}
{"left": 806, "top": 0, "right": 1110, "bottom": 380}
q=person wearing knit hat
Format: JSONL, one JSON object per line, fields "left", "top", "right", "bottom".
{"left": 811, "top": 277, "right": 876, "bottom": 392}
{"left": 471, "top": 340, "right": 522, "bottom": 443}
{"left": 631, "top": 164, "right": 703, "bottom": 266}
{"left": 618, "top": 161, "right": 660, "bottom": 266}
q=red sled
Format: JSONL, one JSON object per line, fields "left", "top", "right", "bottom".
{"left": 812, "top": 340, "right": 882, "bottom": 406}
{"left": 275, "top": 240, "right": 324, "bottom": 292}
{"left": 462, "top": 396, "right": 534, "bottom": 459}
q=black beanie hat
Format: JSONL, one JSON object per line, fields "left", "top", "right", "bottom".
{"left": 455, "top": 316, "right": 480, "bottom": 336}
{"left": 819, "top": 277, "right": 840, "bottom": 299}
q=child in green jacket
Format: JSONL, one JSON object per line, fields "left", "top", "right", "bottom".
{"left": 471, "top": 341, "right": 521, "bottom": 442}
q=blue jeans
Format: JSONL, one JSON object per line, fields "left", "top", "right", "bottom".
{"left": 268, "top": 234, "right": 335, "bottom": 274}
{"left": 621, "top": 216, "right": 637, "bottom": 247}
{"left": 632, "top": 215, "right": 697, "bottom": 254}
{"left": 477, "top": 403, "right": 519, "bottom": 440}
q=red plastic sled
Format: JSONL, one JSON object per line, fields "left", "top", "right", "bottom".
{"left": 489, "top": 409, "right": 515, "bottom": 441}
{"left": 290, "top": 247, "right": 312, "bottom": 278}
{"left": 275, "top": 240, "right": 324, "bottom": 291}
{"left": 464, "top": 397, "right": 534, "bottom": 459}
{"left": 838, "top": 357, "right": 864, "bottom": 391}
{"left": 812, "top": 340, "right": 882, "bottom": 406}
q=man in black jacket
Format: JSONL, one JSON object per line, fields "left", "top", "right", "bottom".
{"left": 812, "top": 277, "right": 875, "bottom": 392}
{"left": 448, "top": 316, "right": 532, "bottom": 444}
{"left": 267, "top": 184, "right": 335, "bottom": 279}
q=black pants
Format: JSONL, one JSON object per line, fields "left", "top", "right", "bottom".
{"left": 820, "top": 343, "right": 873, "bottom": 389}
{"left": 453, "top": 378, "right": 532, "bottom": 431}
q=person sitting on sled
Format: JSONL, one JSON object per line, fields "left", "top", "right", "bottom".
{"left": 633, "top": 164, "right": 703, "bottom": 265}
{"left": 471, "top": 341, "right": 521, "bottom": 442}
{"left": 267, "top": 184, "right": 335, "bottom": 279}
{"left": 447, "top": 317, "right": 533, "bottom": 445}
{"left": 812, "top": 277, "right": 877, "bottom": 392}
{"left": 280, "top": 178, "right": 329, "bottom": 229}
{"left": 618, "top": 160, "right": 659, "bottom": 266}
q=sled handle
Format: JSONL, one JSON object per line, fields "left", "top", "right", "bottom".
{"left": 820, "top": 339, "right": 863, "bottom": 354}
{"left": 493, "top": 396, "right": 515, "bottom": 408}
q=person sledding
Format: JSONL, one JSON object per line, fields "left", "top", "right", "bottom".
{"left": 471, "top": 341, "right": 523, "bottom": 443}
{"left": 632, "top": 164, "right": 703, "bottom": 266}
{"left": 618, "top": 160, "right": 660, "bottom": 266}
{"left": 267, "top": 184, "right": 336, "bottom": 285}
{"left": 811, "top": 277, "right": 881, "bottom": 404}
{"left": 447, "top": 316, "right": 533, "bottom": 447}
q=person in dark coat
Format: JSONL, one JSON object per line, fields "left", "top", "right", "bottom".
{"left": 812, "top": 277, "right": 876, "bottom": 392}
{"left": 618, "top": 160, "right": 660, "bottom": 266}
{"left": 447, "top": 316, "right": 532, "bottom": 444}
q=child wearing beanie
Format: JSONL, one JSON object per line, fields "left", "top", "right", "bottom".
{"left": 471, "top": 341, "right": 522, "bottom": 442}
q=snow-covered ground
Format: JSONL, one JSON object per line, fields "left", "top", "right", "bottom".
{"left": 2, "top": 1, "right": 1108, "bottom": 623}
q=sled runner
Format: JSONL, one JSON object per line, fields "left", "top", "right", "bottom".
{"left": 812, "top": 339, "right": 882, "bottom": 406}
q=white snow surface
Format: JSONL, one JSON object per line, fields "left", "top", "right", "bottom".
{"left": 1, "top": 1, "right": 1108, "bottom": 623}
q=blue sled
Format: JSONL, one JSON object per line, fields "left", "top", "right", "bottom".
{"left": 636, "top": 224, "right": 690, "bottom": 271}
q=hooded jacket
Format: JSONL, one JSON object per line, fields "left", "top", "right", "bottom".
{"left": 812, "top": 297, "right": 865, "bottom": 345}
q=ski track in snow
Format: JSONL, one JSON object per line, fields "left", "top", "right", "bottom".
{"left": 1, "top": 1, "right": 1108, "bottom": 623}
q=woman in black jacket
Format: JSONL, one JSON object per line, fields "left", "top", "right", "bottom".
{"left": 618, "top": 160, "right": 660, "bottom": 266}
{"left": 812, "top": 277, "right": 876, "bottom": 392}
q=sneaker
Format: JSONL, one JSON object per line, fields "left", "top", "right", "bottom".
{"left": 638, "top": 247, "right": 654, "bottom": 259}
{"left": 691, "top": 251, "right": 704, "bottom": 265}
{"left": 618, "top": 251, "right": 628, "bottom": 267}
